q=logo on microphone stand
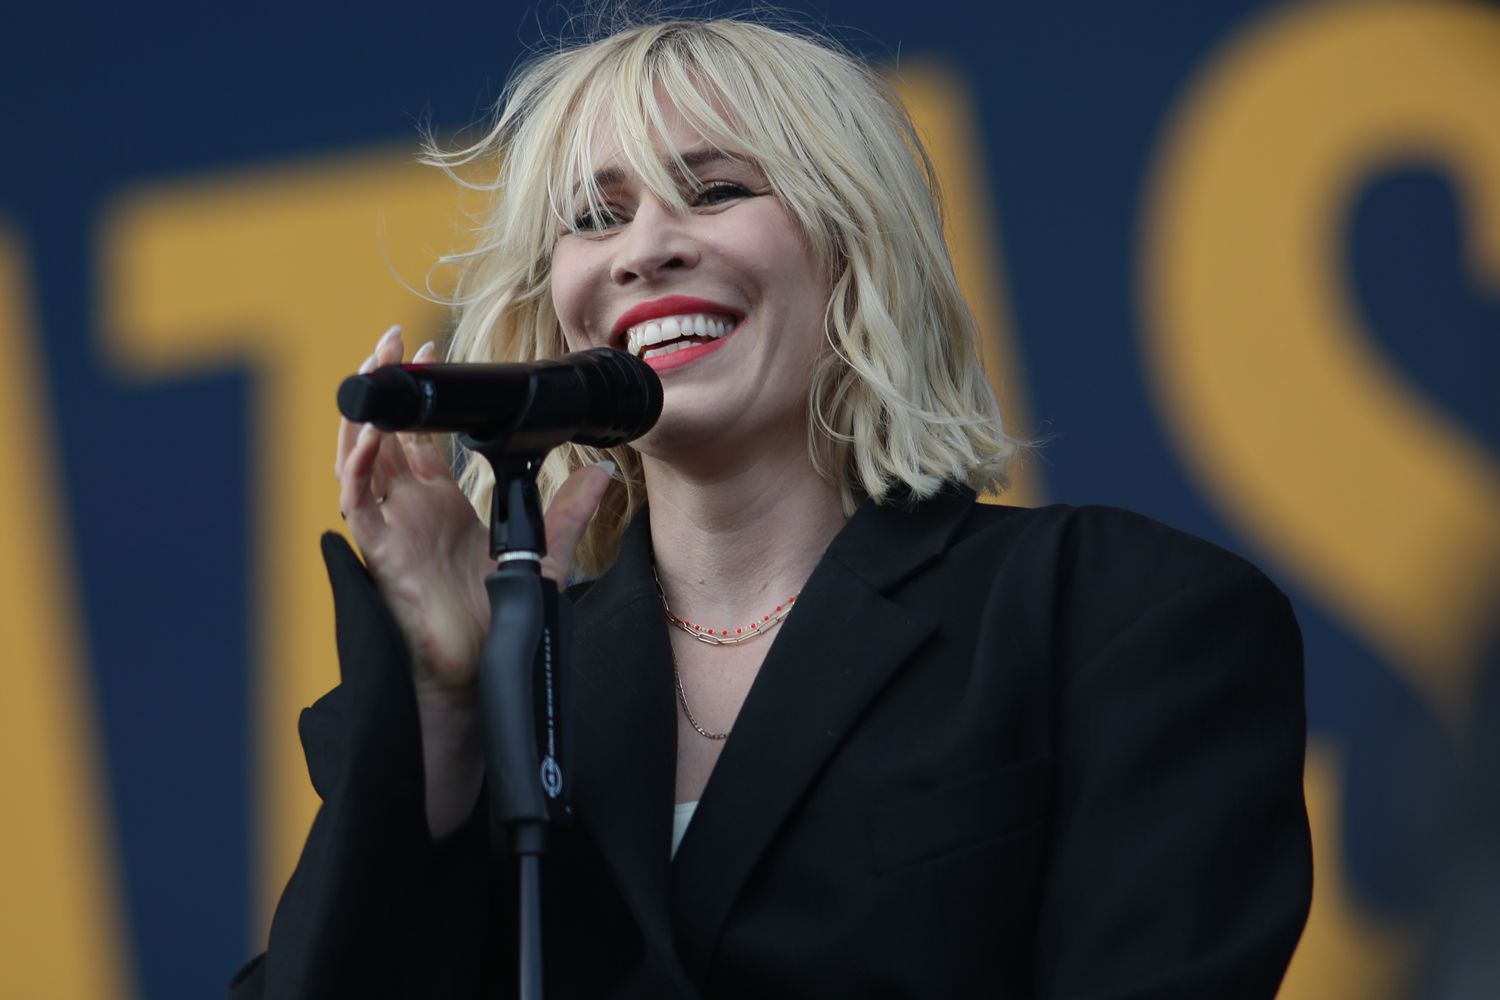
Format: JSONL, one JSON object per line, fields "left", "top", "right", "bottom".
{"left": 540, "top": 756, "right": 563, "bottom": 798}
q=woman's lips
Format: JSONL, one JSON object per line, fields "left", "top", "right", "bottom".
{"left": 610, "top": 295, "right": 743, "bottom": 348}
{"left": 641, "top": 320, "right": 741, "bottom": 372}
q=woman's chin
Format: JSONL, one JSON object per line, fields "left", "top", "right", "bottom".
{"left": 635, "top": 410, "right": 805, "bottom": 474}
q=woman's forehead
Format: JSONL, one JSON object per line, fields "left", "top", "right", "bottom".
{"left": 570, "top": 86, "right": 753, "bottom": 182}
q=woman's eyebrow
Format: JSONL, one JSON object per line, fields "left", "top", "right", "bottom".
{"left": 584, "top": 149, "right": 748, "bottom": 190}
{"left": 674, "top": 149, "right": 745, "bottom": 175}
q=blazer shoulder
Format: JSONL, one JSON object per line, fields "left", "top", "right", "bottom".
{"left": 1066, "top": 504, "right": 1288, "bottom": 608}
{"left": 959, "top": 501, "right": 1282, "bottom": 593}
{"left": 949, "top": 503, "right": 1296, "bottom": 673}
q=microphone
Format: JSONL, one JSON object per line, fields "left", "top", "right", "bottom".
{"left": 337, "top": 347, "right": 663, "bottom": 452}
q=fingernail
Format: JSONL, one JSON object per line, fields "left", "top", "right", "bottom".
{"left": 378, "top": 324, "right": 402, "bottom": 345}
{"left": 415, "top": 340, "right": 436, "bottom": 359}
{"left": 358, "top": 353, "right": 377, "bottom": 373}
{"left": 595, "top": 459, "right": 617, "bottom": 478}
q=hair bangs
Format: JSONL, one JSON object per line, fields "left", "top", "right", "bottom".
{"left": 546, "top": 30, "right": 779, "bottom": 244}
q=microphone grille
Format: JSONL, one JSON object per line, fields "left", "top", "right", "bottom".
{"left": 571, "top": 348, "right": 663, "bottom": 447}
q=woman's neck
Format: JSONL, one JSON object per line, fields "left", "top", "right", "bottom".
{"left": 641, "top": 449, "right": 848, "bottom": 625}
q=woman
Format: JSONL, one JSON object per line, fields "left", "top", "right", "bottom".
{"left": 231, "top": 17, "right": 1310, "bottom": 999}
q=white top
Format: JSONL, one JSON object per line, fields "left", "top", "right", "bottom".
{"left": 672, "top": 801, "right": 699, "bottom": 859}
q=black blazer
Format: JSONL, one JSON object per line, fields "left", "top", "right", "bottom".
{"left": 231, "top": 491, "right": 1311, "bottom": 998}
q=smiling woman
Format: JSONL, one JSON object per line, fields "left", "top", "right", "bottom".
{"left": 551, "top": 109, "right": 835, "bottom": 491}
{"left": 231, "top": 15, "right": 1311, "bottom": 1000}
{"left": 429, "top": 19, "right": 1018, "bottom": 576}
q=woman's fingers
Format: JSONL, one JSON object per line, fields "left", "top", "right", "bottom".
{"left": 334, "top": 352, "right": 378, "bottom": 478}
{"left": 403, "top": 431, "right": 452, "bottom": 481}
{"left": 338, "top": 322, "right": 405, "bottom": 519}
{"left": 539, "top": 461, "right": 615, "bottom": 586}
{"left": 375, "top": 323, "right": 403, "bottom": 365}
{"left": 335, "top": 325, "right": 400, "bottom": 480}
{"left": 340, "top": 422, "right": 387, "bottom": 535}
{"left": 373, "top": 420, "right": 415, "bottom": 493}
{"left": 336, "top": 324, "right": 409, "bottom": 509}
{"left": 400, "top": 341, "right": 453, "bottom": 481}
{"left": 364, "top": 324, "right": 410, "bottom": 497}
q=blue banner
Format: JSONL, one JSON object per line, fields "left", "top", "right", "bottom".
{"left": 3, "top": 2, "right": 1497, "bottom": 996}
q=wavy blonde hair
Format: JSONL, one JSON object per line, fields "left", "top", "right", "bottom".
{"left": 427, "top": 17, "right": 1017, "bottom": 576}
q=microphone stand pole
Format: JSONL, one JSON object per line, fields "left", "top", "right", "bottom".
{"left": 336, "top": 347, "right": 659, "bottom": 999}
{"left": 462, "top": 442, "right": 572, "bottom": 1000}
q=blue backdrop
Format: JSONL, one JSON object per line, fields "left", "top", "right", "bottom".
{"left": 3, "top": 2, "right": 1497, "bottom": 997}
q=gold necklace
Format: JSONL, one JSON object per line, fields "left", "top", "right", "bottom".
{"left": 671, "top": 645, "right": 731, "bottom": 741}
{"left": 652, "top": 567, "right": 798, "bottom": 646}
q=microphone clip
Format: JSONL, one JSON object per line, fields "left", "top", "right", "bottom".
{"left": 463, "top": 442, "right": 547, "bottom": 562}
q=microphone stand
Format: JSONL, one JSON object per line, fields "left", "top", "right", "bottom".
{"left": 461, "top": 440, "right": 573, "bottom": 1000}
{"left": 337, "top": 347, "right": 659, "bottom": 999}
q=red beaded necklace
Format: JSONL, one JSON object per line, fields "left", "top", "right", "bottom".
{"left": 652, "top": 568, "right": 798, "bottom": 646}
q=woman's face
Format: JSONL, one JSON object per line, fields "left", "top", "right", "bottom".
{"left": 550, "top": 102, "right": 830, "bottom": 464}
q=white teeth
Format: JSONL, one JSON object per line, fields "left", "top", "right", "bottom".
{"left": 624, "top": 312, "right": 737, "bottom": 357}
{"left": 642, "top": 341, "right": 690, "bottom": 360}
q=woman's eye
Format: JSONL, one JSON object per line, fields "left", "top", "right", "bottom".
{"left": 693, "top": 181, "right": 753, "bottom": 206}
{"left": 572, "top": 205, "right": 623, "bottom": 232}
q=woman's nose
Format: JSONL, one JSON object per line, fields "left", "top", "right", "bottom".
{"left": 609, "top": 197, "right": 699, "bottom": 285}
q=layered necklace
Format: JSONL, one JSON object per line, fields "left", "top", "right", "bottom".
{"left": 654, "top": 568, "right": 800, "bottom": 740}
{"left": 654, "top": 569, "right": 798, "bottom": 646}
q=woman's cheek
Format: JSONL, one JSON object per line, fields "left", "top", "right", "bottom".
{"left": 549, "top": 247, "right": 596, "bottom": 350}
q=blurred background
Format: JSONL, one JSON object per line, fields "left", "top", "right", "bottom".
{"left": 2, "top": 1, "right": 1497, "bottom": 996}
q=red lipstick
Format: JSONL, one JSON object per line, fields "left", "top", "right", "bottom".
{"left": 642, "top": 337, "right": 732, "bottom": 373}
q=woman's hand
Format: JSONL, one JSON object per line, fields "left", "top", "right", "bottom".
{"left": 336, "top": 325, "right": 615, "bottom": 688}
{"left": 334, "top": 325, "right": 614, "bottom": 836}
{"left": 336, "top": 326, "right": 494, "bottom": 697}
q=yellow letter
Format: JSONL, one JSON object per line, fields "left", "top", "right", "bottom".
{"left": 1141, "top": 2, "right": 1500, "bottom": 995}
{"left": 1142, "top": 0, "right": 1500, "bottom": 736}
{"left": 0, "top": 225, "right": 133, "bottom": 997}
{"left": 100, "top": 151, "right": 457, "bottom": 931}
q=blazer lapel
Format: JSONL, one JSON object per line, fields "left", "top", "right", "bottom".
{"left": 669, "top": 489, "right": 976, "bottom": 983}
{"left": 567, "top": 516, "right": 682, "bottom": 978}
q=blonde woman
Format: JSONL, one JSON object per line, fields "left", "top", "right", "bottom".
{"left": 232, "top": 17, "right": 1310, "bottom": 999}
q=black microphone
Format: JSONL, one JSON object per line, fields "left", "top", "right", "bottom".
{"left": 337, "top": 347, "right": 663, "bottom": 452}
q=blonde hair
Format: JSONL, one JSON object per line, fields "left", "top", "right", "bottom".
{"left": 427, "top": 17, "right": 1017, "bottom": 576}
